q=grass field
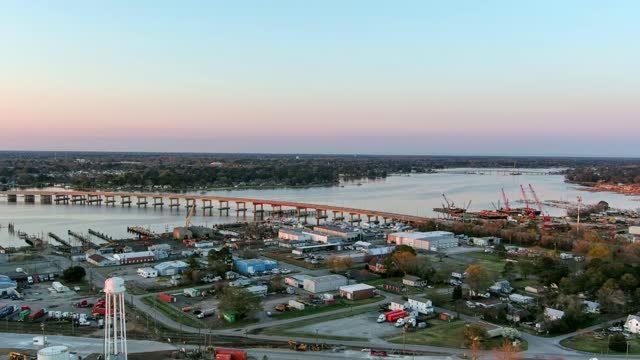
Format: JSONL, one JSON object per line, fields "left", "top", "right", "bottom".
{"left": 141, "top": 296, "right": 203, "bottom": 328}
{"left": 272, "top": 296, "right": 382, "bottom": 320}
{"left": 561, "top": 333, "right": 640, "bottom": 355}
{"left": 387, "top": 320, "right": 527, "bottom": 351}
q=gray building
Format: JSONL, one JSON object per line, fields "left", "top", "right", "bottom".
{"left": 303, "top": 274, "right": 348, "bottom": 293}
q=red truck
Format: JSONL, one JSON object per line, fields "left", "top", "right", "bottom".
{"left": 214, "top": 348, "right": 246, "bottom": 360}
{"left": 159, "top": 294, "right": 175, "bottom": 303}
{"left": 29, "top": 308, "right": 45, "bottom": 321}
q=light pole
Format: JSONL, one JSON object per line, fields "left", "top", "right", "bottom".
{"left": 315, "top": 328, "right": 318, "bottom": 346}
{"left": 40, "top": 322, "right": 46, "bottom": 346}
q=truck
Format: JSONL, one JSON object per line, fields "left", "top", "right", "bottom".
{"left": 52, "top": 281, "right": 65, "bottom": 293}
{"left": 197, "top": 308, "right": 216, "bottom": 319}
{"left": 0, "top": 305, "right": 15, "bottom": 319}
{"left": 183, "top": 288, "right": 201, "bottom": 297}
{"left": 395, "top": 316, "right": 416, "bottom": 328}
{"left": 28, "top": 308, "right": 45, "bottom": 321}
{"left": 74, "top": 299, "right": 93, "bottom": 308}
{"left": 92, "top": 304, "right": 106, "bottom": 316}
{"left": 18, "top": 309, "right": 31, "bottom": 321}
{"left": 288, "top": 300, "right": 305, "bottom": 311}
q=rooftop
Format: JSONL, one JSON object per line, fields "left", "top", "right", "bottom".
{"left": 389, "top": 231, "right": 454, "bottom": 240}
{"left": 339, "top": 283, "right": 375, "bottom": 292}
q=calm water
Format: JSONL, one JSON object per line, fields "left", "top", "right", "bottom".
{"left": 1, "top": 169, "right": 638, "bottom": 248}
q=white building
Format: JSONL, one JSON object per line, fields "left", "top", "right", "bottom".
{"left": 301, "top": 230, "right": 341, "bottom": 244}
{"left": 303, "top": 274, "right": 348, "bottom": 293}
{"left": 278, "top": 229, "right": 311, "bottom": 242}
{"left": 313, "top": 225, "right": 359, "bottom": 241}
{"left": 624, "top": 315, "right": 640, "bottom": 334}
{"left": 389, "top": 301, "right": 406, "bottom": 311}
{"left": 544, "top": 308, "right": 565, "bottom": 321}
{"left": 137, "top": 267, "right": 158, "bottom": 278}
{"left": 387, "top": 231, "right": 458, "bottom": 250}
{"left": 285, "top": 274, "right": 307, "bottom": 288}
{"left": 246, "top": 285, "right": 268, "bottom": 296}
{"left": 509, "top": 293, "right": 535, "bottom": 305}
{"left": 407, "top": 297, "right": 434, "bottom": 315}
{"left": 471, "top": 237, "right": 501, "bottom": 247}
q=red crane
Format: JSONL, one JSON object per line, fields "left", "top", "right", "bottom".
{"left": 501, "top": 188, "right": 510, "bottom": 211}
{"left": 520, "top": 184, "right": 535, "bottom": 218}
{"left": 529, "top": 184, "right": 551, "bottom": 222}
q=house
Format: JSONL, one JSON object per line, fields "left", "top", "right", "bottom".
{"left": 624, "top": 315, "right": 640, "bottom": 334}
{"left": 339, "top": 283, "right": 376, "bottom": 300}
{"left": 383, "top": 282, "right": 405, "bottom": 293}
{"left": 489, "top": 280, "right": 513, "bottom": 294}
{"left": 474, "top": 298, "right": 506, "bottom": 309}
{"left": 508, "top": 293, "right": 535, "bottom": 305}
{"left": 246, "top": 285, "right": 268, "bottom": 296}
{"left": 407, "top": 297, "right": 434, "bottom": 315}
{"left": 403, "top": 275, "right": 427, "bottom": 288}
{"left": 137, "top": 267, "right": 158, "bottom": 278}
{"left": 582, "top": 300, "right": 601, "bottom": 314}
{"left": 506, "top": 308, "right": 531, "bottom": 323}
{"left": 471, "top": 237, "right": 501, "bottom": 247}
{"left": 389, "top": 301, "right": 406, "bottom": 311}
{"left": 524, "top": 285, "right": 546, "bottom": 295}
{"left": 154, "top": 260, "right": 188, "bottom": 276}
{"left": 86, "top": 254, "right": 118, "bottom": 267}
{"left": 559, "top": 253, "right": 573, "bottom": 260}
{"left": 368, "top": 257, "right": 387, "bottom": 274}
{"left": 544, "top": 308, "right": 565, "bottom": 321}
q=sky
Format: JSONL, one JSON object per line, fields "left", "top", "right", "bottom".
{"left": 1, "top": 1, "right": 639, "bottom": 156}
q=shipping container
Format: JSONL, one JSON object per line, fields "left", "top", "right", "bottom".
{"left": 18, "top": 309, "right": 31, "bottom": 321}
{"left": 29, "top": 308, "right": 45, "bottom": 321}
{"left": 215, "top": 355, "right": 232, "bottom": 360}
{"left": 159, "top": 293, "right": 175, "bottom": 303}
{"left": 215, "top": 348, "right": 246, "bottom": 360}
{"left": 288, "top": 300, "right": 305, "bottom": 311}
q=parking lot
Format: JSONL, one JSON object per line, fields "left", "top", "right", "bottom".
{"left": 298, "top": 311, "right": 402, "bottom": 340}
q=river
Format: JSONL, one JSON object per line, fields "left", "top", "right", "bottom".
{"left": 1, "top": 169, "right": 638, "bottom": 248}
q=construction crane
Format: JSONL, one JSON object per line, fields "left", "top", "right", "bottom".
{"left": 185, "top": 200, "right": 196, "bottom": 228}
{"left": 442, "top": 194, "right": 453, "bottom": 209}
{"left": 465, "top": 200, "right": 472, "bottom": 211}
{"left": 520, "top": 184, "right": 534, "bottom": 218}
{"left": 529, "top": 184, "right": 551, "bottom": 222}
{"left": 501, "top": 188, "right": 511, "bottom": 211}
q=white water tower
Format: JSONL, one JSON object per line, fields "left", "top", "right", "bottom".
{"left": 103, "top": 277, "right": 128, "bottom": 360}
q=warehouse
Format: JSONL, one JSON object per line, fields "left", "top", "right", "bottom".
{"left": 233, "top": 258, "right": 278, "bottom": 275}
{"left": 278, "top": 229, "right": 311, "bottom": 241}
{"left": 301, "top": 230, "right": 341, "bottom": 244}
{"left": 387, "top": 231, "right": 458, "bottom": 250}
{"left": 86, "top": 254, "right": 118, "bottom": 267}
{"left": 314, "top": 225, "right": 359, "bottom": 241}
{"left": 137, "top": 267, "right": 158, "bottom": 278}
{"left": 339, "top": 283, "right": 376, "bottom": 300}
{"left": 113, "top": 251, "right": 156, "bottom": 265}
{"left": 246, "top": 285, "right": 268, "bottom": 296}
{"left": 285, "top": 274, "right": 307, "bottom": 288}
{"left": 303, "top": 274, "right": 348, "bottom": 293}
{"left": 154, "top": 260, "right": 189, "bottom": 276}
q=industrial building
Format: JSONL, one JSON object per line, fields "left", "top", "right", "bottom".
{"left": 471, "top": 236, "right": 501, "bottom": 247}
{"left": 387, "top": 231, "right": 458, "bottom": 250}
{"left": 303, "top": 274, "right": 348, "bottom": 293}
{"left": 278, "top": 229, "right": 311, "bottom": 241}
{"left": 285, "top": 274, "right": 307, "bottom": 288}
{"left": 233, "top": 258, "right": 278, "bottom": 275}
{"left": 314, "top": 225, "right": 359, "bottom": 241}
{"left": 112, "top": 251, "right": 156, "bottom": 265}
{"left": 339, "top": 283, "right": 376, "bottom": 300}
{"left": 154, "top": 260, "right": 189, "bottom": 276}
{"left": 246, "top": 285, "right": 268, "bottom": 296}
{"left": 0, "top": 275, "right": 17, "bottom": 296}
{"left": 86, "top": 254, "right": 118, "bottom": 267}
{"left": 137, "top": 267, "right": 158, "bottom": 278}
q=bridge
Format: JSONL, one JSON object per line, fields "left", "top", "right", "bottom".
{"left": 0, "top": 190, "right": 430, "bottom": 225}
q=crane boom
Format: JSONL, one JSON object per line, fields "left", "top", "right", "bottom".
{"left": 528, "top": 184, "right": 544, "bottom": 214}
{"left": 185, "top": 200, "right": 196, "bottom": 228}
{"left": 520, "top": 184, "right": 531, "bottom": 213}
{"left": 442, "top": 194, "right": 452, "bottom": 208}
{"left": 501, "top": 188, "right": 510, "bottom": 210}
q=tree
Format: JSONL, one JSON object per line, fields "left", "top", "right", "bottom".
{"left": 186, "top": 255, "right": 199, "bottom": 270}
{"left": 465, "top": 264, "right": 491, "bottom": 294}
{"left": 517, "top": 261, "right": 534, "bottom": 280}
{"left": 609, "top": 333, "right": 628, "bottom": 353}
{"left": 325, "top": 256, "right": 353, "bottom": 273}
{"left": 269, "top": 274, "right": 285, "bottom": 293}
{"left": 469, "top": 338, "right": 481, "bottom": 360}
{"left": 620, "top": 273, "right": 638, "bottom": 293}
{"left": 534, "top": 256, "right": 569, "bottom": 286}
{"left": 587, "top": 243, "right": 612, "bottom": 261}
{"left": 452, "top": 285, "right": 463, "bottom": 301}
{"left": 208, "top": 247, "right": 233, "bottom": 276}
{"left": 407, "top": 256, "right": 435, "bottom": 281}
{"left": 62, "top": 266, "right": 86, "bottom": 282}
{"left": 493, "top": 340, "right": 521, "bottom": 360}
{"left": 502, "top": 262, "right": 516, "bottom": 282}
{"left": 218, "top": 286, "right": 262, "bottom": 320}
{"left": 463, "top": 323, "right": 487, "bottom": 345}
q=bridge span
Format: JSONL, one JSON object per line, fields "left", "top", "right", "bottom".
{"left": 0, "top": 190, "right": 430, "bottom": 225}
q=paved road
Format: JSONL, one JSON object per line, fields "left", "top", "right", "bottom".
{"left": 48, "top": 254, "right": 631, "bottom": 359}
{"left": 0, "top": 333, "right": 176, "bottom": 357}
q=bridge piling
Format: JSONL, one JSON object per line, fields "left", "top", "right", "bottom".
{"left": 219, "top": 200, "right": 230, "bottom": 216}
{"left": 121, "top": 195, "right": 131, "bottom": 207}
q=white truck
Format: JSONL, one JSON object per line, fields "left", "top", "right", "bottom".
{"left": 52, "top": 281, "right": 65, "bottom": 293}
{"left": 288, "top": 300, "right": 305, "bottom": 311}
{"left": 395, "top": 317, "right": 416, "bottom": 328}
{"left": 197, "top": 308, "right": 216, "bottom": 319}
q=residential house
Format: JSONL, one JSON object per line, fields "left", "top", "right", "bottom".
{"left": 544, "top": 308, "right": 565, "bottom": 321}
{"left": 383, "top": 282, "right": 405, "bottom": 293}
{"left": 368, "top": 257, "right": 387, "bottom": 274}
{"left": 407, "top": 297, "right": 434, "bottom": 315}
{"left": 582, "top": 300, "right": 601, "bottom": 314}
{"left": 624, "top": 315, "right": 640, "bottom": 334}
{"left": 403, "top": 275, "right": 427, "bottom": 288}
{"left": 489, "top": 280, "right": 513, "bottom": 294}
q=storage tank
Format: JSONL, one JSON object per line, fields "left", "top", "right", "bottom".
{"left": 38, "top": 345, "right": 70, "bottom": 360}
